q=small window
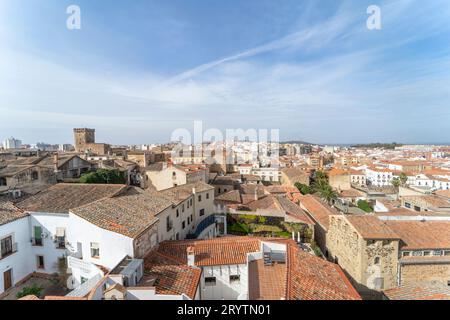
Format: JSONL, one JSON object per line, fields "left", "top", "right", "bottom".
{"left": 205, "top": 277, "right": 216, "bottom": 286}
{"left": 190, "top": 199, "right": 193, "bottom": 206}
{"left": 182, "top": 221, "right": 186, "bottom": 229}
{"left": 423, "top": 251, "right": 431, "bottom": 256}
{"left": 182, "top": 204, "right": 185, "bottom": 212}
{"left": 374, "top": 257, "right": 380, "bottom": 265}
{"left": 31, "top": 171, "right": 39, "bottom": 180}
{"left": 200, "top": 209, "right": 205, "bottom": 216}
{"left": 412, "top": 251, "right": 423, "bottom": 257}
{"left": 37, "top": 255, "right": 45, "bottom": 269}
{"left": 402, "top": 251, "right": 411, "bottom": 257}
{"left": 206, "top": 193, "right": 210, "bottom": 200}
{"left": 433, "top": 250, "right": 443, "bottom": 256}
{"left": 176, "top": 209, "right": 179, "bottom": 218}
{"left": 229, "top": 275, "right": 240, "bottom": 284}
{"left": 198, "top": 195, "right": 202, "bottom": 202}
{"left": 90, "top": 242, "right": 100, "bottom": 258}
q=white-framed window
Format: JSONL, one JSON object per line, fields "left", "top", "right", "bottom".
{"left": 90, "top": 242, "right": 100, "bottom": 258}
{"left": 402, "top": 251, "right": 411, "bottom": 257}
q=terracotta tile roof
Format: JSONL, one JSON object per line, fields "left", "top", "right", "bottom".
{"left": 383, "top": 282, "right": 450, "bottom": 300}
{"left": 18, "top": 295, "right": 41, "bottom": 300}
{"left": 157, "top": 237, "right": 261, "bottom": 266}
{"left": 149, "top": 237, "right": 360, "bottom": 300}
{"left": 249, "top": 259, "right": 287, "bottom": 300}
{"left": 0, "top": 200, "right": 28, "bottom": 226}
{"left": 143, "top": 251, "right": 201, "bottom": 299}
{"left": 327, "top": 168, "right": 349, "bottom": 176}
{"left": 246, "top": 195, "right": 283, "bottom": 212}
{"left": 17, "top": 183, "right": 127, "bottom": 213}
{"left": 299, "top": 195, "right": 341, "bottom": 230}
{"left": 160, "top": 181, "right": 214, "bottom": 205}
{"left": 277, "top": 196, "right": 315, "bottom": 225}
{"left": 280, "top": 167, "right": 310, "bottom": 182}
{"left": 0, "top": 165, "right": 35, "bottom": 177}
{"left": 345, "top": 215, "right": 400, "bottom": 240}
{"left": 70, "top": 187, "right": 166, "bottom": 238}
{"left": 287, "top": 244, "right": 361, "bottom": 300}
{"left": 384, "top": 220, "right": 450, "bottom": 250}
{"left": 265, "top": 185, "right": 300, "bottom": 194}
{"left": 44, "top": 296, "right": 88, "bottom": 300}
{"left": 215, "top": 190, "right": 242, "bottom": 204}
{"left": 339, "top": 189, "right": 364, "bottom": 198}
{"left": 436, "top": 189, "right": 450, "bottom": 199}
{"left": 402, "top": 195, "right": 450, "bottom": 208}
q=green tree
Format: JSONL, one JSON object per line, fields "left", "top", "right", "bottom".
{"left": 391, "top": 177, "right": 401, "bottom": 189}
{"left": 318, "top": 185, "right": 338, "bottom": 205}
{"left": 312, "top": 170, "right": 329, "bottom": 193}
{"left": 294, "top": 182, "right": 312, "bottom": 195}
{"left": 357, "top": 200, "right": 373, "bottom": 213}
{"left": 79, "top": 169, "right": 126, "bottom": 184}
{"left": 399, "top": 172, "right": 408, "bottom": 186}
{"left": 16, "top": 284, "right": 43, "bottom": 299}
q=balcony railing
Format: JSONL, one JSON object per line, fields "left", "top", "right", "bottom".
{"left": 187, "top": 215, "right": 216, "bottom": 239}
{"left": 31, "top": 238, "right": 43, "bottom": 246}
{"left": 0, "top": 243, "right": 18, "bottom": 260}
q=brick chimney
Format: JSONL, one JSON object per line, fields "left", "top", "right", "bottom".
{"left": 187, "top": 246, "right": 195, "bottom": 267}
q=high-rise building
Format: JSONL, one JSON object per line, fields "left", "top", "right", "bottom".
{"left": 3, "top": 137, "right": 22, "bottom": 149}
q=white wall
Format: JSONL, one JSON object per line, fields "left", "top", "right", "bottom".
{"left": 200, "top": 264, "right": 248, "bottom": 300}
{"left": 67, "top": 213, "right": 134, "bottom": 270}
{"left": 0, "top": 217, "right": 33, "bottom": 294}
{"left": 29, "top": 213, "right": 70, "bottom": 274}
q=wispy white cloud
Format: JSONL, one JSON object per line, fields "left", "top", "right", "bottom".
{"left": 0, "top": 0, "right": 449, "bottom": 144}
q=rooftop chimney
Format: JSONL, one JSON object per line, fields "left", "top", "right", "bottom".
{"left": 53, "top": 153, "right": 59, "bottom": 173}
{"left": 187, "top": 246, "right": 195, "bottom": 267}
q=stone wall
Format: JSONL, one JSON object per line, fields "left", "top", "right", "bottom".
{"left": 327, "top": 216, "right": 399, "bottom": 294}
{"left": 400, "top": 263, "right": 450, "bottom": 286}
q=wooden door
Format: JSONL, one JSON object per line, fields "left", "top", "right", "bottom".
{"left": 3, "top": 269, "right": 12, "bottom": 291}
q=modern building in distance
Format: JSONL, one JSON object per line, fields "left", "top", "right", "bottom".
{"left": 2, "top": 137, "right": 22, "bottom": 150}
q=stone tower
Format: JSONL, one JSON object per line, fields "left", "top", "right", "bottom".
{"left": 73, "top": 128, "right": 95, "bottom": 152}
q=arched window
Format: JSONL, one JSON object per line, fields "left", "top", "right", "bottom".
{"left": 374, "top": 257, "right": 380, "bottom": 265}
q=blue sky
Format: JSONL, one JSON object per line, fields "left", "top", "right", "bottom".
{"left": 0, "top": 0, "right": 449, "bottom": 145}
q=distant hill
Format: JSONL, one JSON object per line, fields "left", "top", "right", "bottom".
{"left": 280, "top": 140, "right": 313, "bottom": 145}
{"left": 350, "top": 142, "right": 403, "bottom": 149}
